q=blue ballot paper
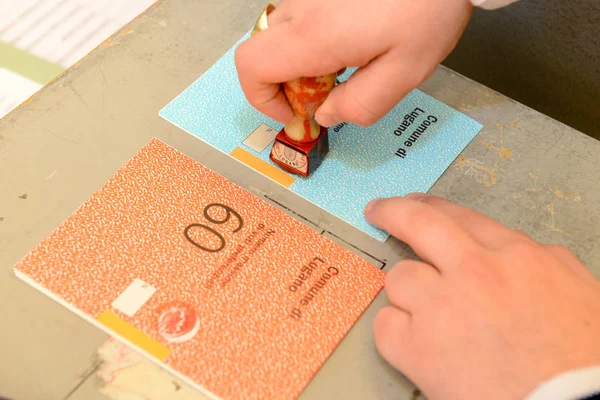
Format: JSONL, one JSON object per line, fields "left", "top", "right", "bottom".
{"left": 159, "top": 33, "right": 483, "bottom": 242}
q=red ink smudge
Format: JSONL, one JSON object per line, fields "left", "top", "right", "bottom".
{"left": 303, "top": 120, "right": 311, "bottom": 141}
{"left": 157, "top": 301, "right": 200, "bottom": 343}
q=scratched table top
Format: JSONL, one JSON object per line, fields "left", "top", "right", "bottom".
{"left": 1, "top": 0, "right": 599, "bottom": 399}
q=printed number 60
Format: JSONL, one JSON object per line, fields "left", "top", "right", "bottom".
{"left": 184, "top": 203, "right": 243, "bottom": 252}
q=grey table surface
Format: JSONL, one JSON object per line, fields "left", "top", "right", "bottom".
{"left": 1, "top": 0, "right": 599, "bottom": 399}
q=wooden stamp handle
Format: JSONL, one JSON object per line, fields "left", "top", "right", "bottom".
{"left": 251, "top": 3, "right": 343, "bottom": 144}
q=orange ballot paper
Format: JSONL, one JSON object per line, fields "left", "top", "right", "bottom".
{"left": 13, "top": 138, "right": 385, "bottom": 400}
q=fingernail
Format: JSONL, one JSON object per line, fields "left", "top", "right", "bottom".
{"left": 316, "top": 114, "right": 341, "bottom": 127}
{"left": 365, "top": 198, "right": 382, "bottom": 216}
{"left": 405, "top": 192, "right": 428, "bottom": 201}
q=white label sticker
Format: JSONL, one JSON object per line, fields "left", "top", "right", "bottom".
{"left": 242, "top": 123, "right": 278, "bottom": 153}
{"left": 111, "top": 278, "right": 157, "bottom": 317}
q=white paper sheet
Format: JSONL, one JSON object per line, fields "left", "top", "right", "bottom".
{"left": 0, "top": 66, "right": 42, "bottom": 118}
{"left": 0, "top": 0, "right": 156, "bottom": 67}
{"left": 0, "top": 0, "right": 156, "bottom": 119}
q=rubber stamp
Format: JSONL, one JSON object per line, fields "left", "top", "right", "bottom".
{"left": 251, "top": 3, "right": 341, "bottom": 177}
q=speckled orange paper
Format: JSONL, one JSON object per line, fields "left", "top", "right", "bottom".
{"left": 13, "top": 138, "right": 385, "bottom": 400}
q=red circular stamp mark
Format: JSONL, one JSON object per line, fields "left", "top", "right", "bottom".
{"left": 156, "top": 301, "right": 200, "bottom": 343}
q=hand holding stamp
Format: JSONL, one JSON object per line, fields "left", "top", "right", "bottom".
{"left": 251, "top": 2, "right": 340, "bottom": 177}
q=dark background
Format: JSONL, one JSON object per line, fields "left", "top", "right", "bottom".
{"left": 442, "top": 0, "right": 599, "bottom": 138}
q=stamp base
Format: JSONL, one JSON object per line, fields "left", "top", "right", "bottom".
{"left": 269, "top": 127, "right": 329, "bottom": 177}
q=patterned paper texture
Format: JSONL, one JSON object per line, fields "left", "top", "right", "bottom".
{"left": 13, "top": 139, "right": 385, "bottom": 400}
{"left": 158, "top": 32, "right": 483, "bottom": 241}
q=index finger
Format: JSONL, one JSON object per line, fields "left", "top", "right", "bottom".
{"left": 365, "top": 196, "right": 483, "bottom": 271}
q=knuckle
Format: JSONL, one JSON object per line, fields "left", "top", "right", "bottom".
{"left": 240, "top": 88, "right": 261, "bottom": 109}
{"left": 500, "top": 227, "right": 535, "bottom": 251}
{"left": 354, "top": 113, "right": 380, "bottom": 127}
{"left": 546, "top": 243, "right": 568, "bottom": 252}
{"left": 503, "top": 236, "right": 552, "bottom": 269}
{"left": 512, "top": 229, "right": 532, "bottom": 241}
{"left": 397, "top": 64, "right": 433, "bottom": 92}
{"left": 403, "top": 205, "right": 435, "bottom": 230}
{"left": 373, "top": 307, "right": 397, "bottom": 337}
{"left": 287, "top": 17, "right": 313, "bottom": 45}
{"left": 234, "top": 47, "right": 255, "bottom": 97}
{"left": 335, "top": 85, "right": 386, "bottom": 126}
{"left": 506, "top": 234, "right": 537, "bottom": 254}
{"left": 461, "top": 250, "right": 508, "bottom": 287}
{"left": 545, "top": 243, "right": 574, "bottom": 258}
{"left": 233, "top": 42, "right": 250, "bottom": 70}
{"left": 418, "top": 195, "right": 445, "bottom": 207}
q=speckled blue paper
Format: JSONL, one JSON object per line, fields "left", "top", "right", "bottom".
{"left": 159, "top": 33, "right": 482, "bottom": 241}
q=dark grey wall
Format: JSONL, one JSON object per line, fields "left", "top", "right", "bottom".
{"left": 442, "top": 0, "right": 599, "bottom": 138}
